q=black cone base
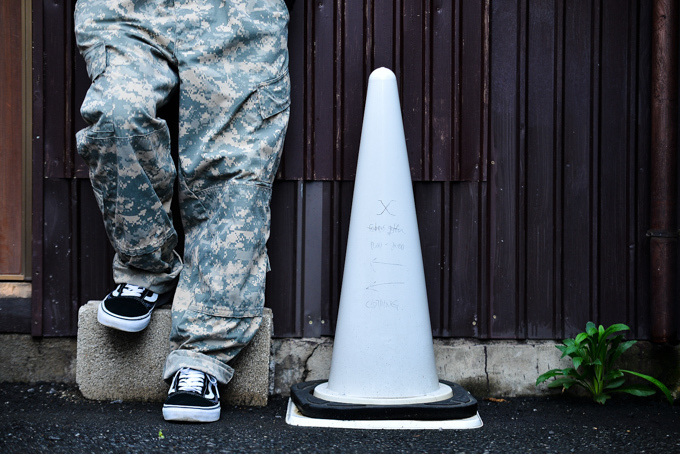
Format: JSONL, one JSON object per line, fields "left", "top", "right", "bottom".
{"left": 290, "top": 380, "right": 478, "bottom": 421}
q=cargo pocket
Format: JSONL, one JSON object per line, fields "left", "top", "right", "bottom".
{"left": 256, "top": 69, "right": 291, "bottom": 120}
{"left": 82, "top": 42, "right": 107, "bottom": 82}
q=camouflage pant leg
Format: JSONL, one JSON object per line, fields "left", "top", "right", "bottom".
{"left": 163, "top": 0, "right": 291, "bottom": 384}
{"left": 74, "top": 0, "right": 183, "bottom": 294}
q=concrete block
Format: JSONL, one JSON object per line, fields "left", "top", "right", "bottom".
{"left": 76, "top": 301, "right": 272, "bottom": 406}
{"left": 220, "top": 309, "right": 272, "bottom": 407}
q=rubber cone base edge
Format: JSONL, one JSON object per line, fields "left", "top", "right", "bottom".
{"left": 285, "top": 380, "right": 483, "bottom": 430}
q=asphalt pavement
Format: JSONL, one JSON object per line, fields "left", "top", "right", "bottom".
{"left": 1, "top": 382, "right": 679, "bottom": 453}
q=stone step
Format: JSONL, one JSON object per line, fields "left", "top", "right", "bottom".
{"left": 76, "top": 301, "right": 272, "bottom": 406}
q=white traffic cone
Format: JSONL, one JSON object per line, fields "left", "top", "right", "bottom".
{"left": 286, "top": 68, "right": 482, "bottom": 429}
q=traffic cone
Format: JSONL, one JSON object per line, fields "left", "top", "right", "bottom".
{"left": 286, "top": 68, "right": 482, "bottom": 429}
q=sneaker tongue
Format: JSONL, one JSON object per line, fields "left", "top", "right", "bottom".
{"left": 121, "top": 284, "right": 145, "bottom": 297}
{"left": 177, "top": 369, "right": 206, "bottom": 393}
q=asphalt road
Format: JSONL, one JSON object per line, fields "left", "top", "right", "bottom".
{"left": 1, "top": 382, "right": 679, "bottom": 453}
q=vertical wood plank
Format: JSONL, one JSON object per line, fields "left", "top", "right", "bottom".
{"left": 488, "top": 0, "right": 523, "bottom": 339}
{"left": 634, "top": 0, "right": 652, "bottom": 340}
{"left": 459, "top": 0, "right": 484, "bottom": 182}
{"left": 401, "top": 0, "right": 426, "bottom": 180}
{"left": 431, "top": 0, "right": 455, "bottom": 181}
{"left": 525, "top": 0, "right": 557, "bottom": 339}
{"left": 311, "top": 0, "right": 335, "bottom": 180}
{"left": 43, "top": 0, "right": 69, "bottom": 178}
{"left": 32, "top": 0, "right": 45, "bottom": 336}
{"left": 372, "top": 0, "right": 397, "bottom": 71}
{"left": 415, "top": 183, "right": 446, "bottom": 334}
{"left": 448, "top": 182, "right": 482, "bottom": 337}
{"left": 77, "top": 179, "right": 115, "bottom": 305}
{"left": 278, "top": 0, "right": 305, "bottom": 179}
{"left": 41, "top": 179, "right": 76, "bottom": 336}
{"left": 562, "top": 0, "right": 594, "bottom": 337}
{"left": 598, "top": 0, "right": 631, "bottom": 327}
{"left": 340, "top": 0, "right": 365, "bottom": 180}
{"left": 267, "top": 181, "right": 301, "bottom": 337}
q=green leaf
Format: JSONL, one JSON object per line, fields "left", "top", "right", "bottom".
{"left": 605, "top": 377, "right": 625, "bottom": 389}
{"left": 586, "top": 322, "right": 597, "bottom": 336}
{"left": 547, "top": 377, "right": 579, "bottom": 389}
{"left": 602, "top": 323, "right": 630, "bottom": 340}
{"left": 604, "top": 369, "right": 624, "bottom": 381}
{"left": 574, "top": 332, "right": 588, "bottom": 345}
{"left": 562, "top": 345, "right": 580, "bottom": 358}
{"left": 613, "top": 385, "right": 656, "bottom": 397}
{"left": 598, "top": 324, "right": 605, "bottom": 340}
{"left": 621, "top": 369, "right": 674, "bottom": 404}
{"left": 536, "top": 369, "right": 565, "bottom": 385}
{"left": 572, "top": 356, "right": 583, "bottom": 370}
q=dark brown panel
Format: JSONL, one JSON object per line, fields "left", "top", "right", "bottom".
{"left": 524, "top": 0, "right": 559, "bottom": 339}
{"left": 598, "top": 0, "right": 635, "bottom": 328}
{"left": 32, "top": 0, "right": 45, "bottom": 336}
{"left": 41, "top": 179, "right": 79, "bottom": 336}
{"left": 277, "top": 1, "right": 305, "bottom": 179}
{"left": 459, "top": 0, "right": 487, "bottom": 182}
{"left": 43, "top": 0, "right": 75, "bottom": 178}
{"left": 634, "top": 1, "right": 653, "bottom": 340}
{"left": 0, "top": 298, "right": 32, "bottom": 333}
{"left": 338, "top": 0, "right": 365, "bottom": 180}
{"left": 279, "top": 0, "right": 488, "bottom": 182}
{"left": 267, "top": 181, "right": 302, "bottom": 336}
{"left": 78, "top": 179, "right": 115, "bottom": 304}
{"left": 561, "top": 0, "right": 595, "bottom": 335}
{"left": 431, "top": 0, "right": 455, "bottom": 181}
{"left": 0, "top": 0, "right": 24, "bottom": 275}
{"left": 488, "top": 0, "right": 523, "bottom": 339}
{"left": 310, "top": 0, "right": 336, "bottom": 180}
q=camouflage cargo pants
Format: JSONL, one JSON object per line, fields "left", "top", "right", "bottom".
{"left": 74, "top": 0, "right": 290, "bottom": 384}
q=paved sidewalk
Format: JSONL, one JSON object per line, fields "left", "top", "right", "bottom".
{"left": 1, "top": 382, "right": 679, "bottom": 453}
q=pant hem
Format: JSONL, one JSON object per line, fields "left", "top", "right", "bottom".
{"left": 164, "top": 350, "right": 235, "bottom": 385}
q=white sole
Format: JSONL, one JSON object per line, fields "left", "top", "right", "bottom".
{"left": 97, "top": 301, "right": 151, "bottom": 333}
{"left": 162, "top": 404, "right": 221, "bottom": 423}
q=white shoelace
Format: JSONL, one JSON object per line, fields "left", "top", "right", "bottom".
{"left": 176, "top": 368, "right": 207, "bottom": 394}
{"left": 120, "top": 284, "right": 145, "bottom": 297}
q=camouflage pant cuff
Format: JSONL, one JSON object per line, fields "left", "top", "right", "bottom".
{"left": 163, "top": 349, "right": 235, "bottom": 386}
{"left": 113, "top": 250, "right": 183, "bottom": 294}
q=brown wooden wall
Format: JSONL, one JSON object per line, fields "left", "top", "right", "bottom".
{"left": 29, "top": 0, "right": 665, "bottom": 340}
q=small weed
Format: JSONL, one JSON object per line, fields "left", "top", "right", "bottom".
{"left": 536, "top": 322, "right": 673, "bottom": 404}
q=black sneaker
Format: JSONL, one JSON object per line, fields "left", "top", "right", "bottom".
{"left": 97, "top": 283, "right": 170, "bottom": 332}
{"left": 163, "top": 367, "right": 221, "bottom": 423}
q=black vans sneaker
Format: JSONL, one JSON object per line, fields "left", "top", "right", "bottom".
{"left": 97, "top": 283, "right": 170, "bottom": 332}
{"left": 163, "top": 367, "right": 221, "bottom": 423}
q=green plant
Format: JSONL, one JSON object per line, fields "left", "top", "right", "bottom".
{"left": 536, "top": 322, "right": 673, "bottom": 405}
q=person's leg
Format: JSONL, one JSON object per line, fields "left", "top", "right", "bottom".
{"left": 75, "top": 0, "right": 182, "bottom": 297}
{"left": 163, "top": 0, "right": 290, "bottom": 386}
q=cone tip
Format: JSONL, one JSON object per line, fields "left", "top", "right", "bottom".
{"left": 369, "top": 67, "right": 396, "bottom": 82}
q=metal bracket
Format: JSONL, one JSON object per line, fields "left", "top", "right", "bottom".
{"left": 646, "top": 229, "right": 680, "bottom": 239}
